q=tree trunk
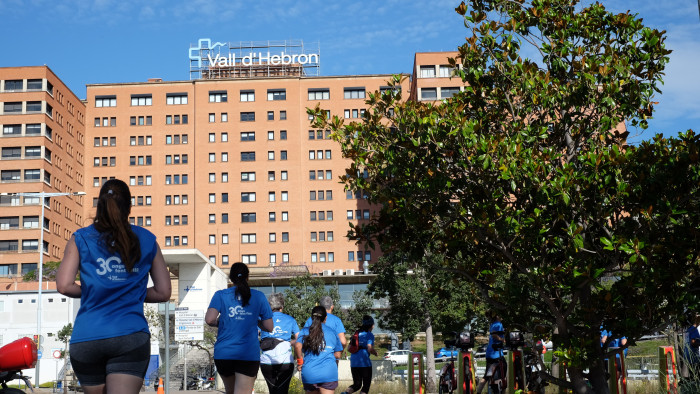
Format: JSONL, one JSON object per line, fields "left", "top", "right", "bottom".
{"left": 425, "top": 315, "right": 437, "bottom": 393}
{"left": 567, "top": 365, "right": 610, "bottom": 394}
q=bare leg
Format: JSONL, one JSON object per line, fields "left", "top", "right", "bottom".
{"left": 220, "top": 374, "right": 237, "bottom": 394}
{"left": 318, "top": 388, "right": 336, "bottom": 394}
{"left": 475, "top": 378, "right": 486, "bottom": 394}
{"left": 233, "top": 372, "right": 256, "bottom": 394}
{"left": 81, "top": 384, "right": 106, "bottom": 394}
{"left": 105, "top": 373, "right": 144, "bottom": 394}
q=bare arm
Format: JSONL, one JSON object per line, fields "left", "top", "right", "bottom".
{"left": 294, "top": 341, "right": 304, "bottom": 371}
{"left": 290, "top": 332, "right": 298, "bottom": 347}
{"left": 367, "top": 343, "right": 378, "bottom": 357}
{"left": 339, "top": 332, "right": 347, "bottom": 348}
{"left": 258, "top": 318, "right": 274, "bottom": 332}
{"left": 145, "top": 245, "right": 172, "bottom": 303}
{"left": 205, "top": 307, "right": 220, "bottom": 327}
{"left": 56, "top": 236, "right": 81, "bottom": 298}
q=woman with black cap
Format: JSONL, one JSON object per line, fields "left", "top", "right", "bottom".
{"left": 341, "top": 315, "right": 378, "bottom": 394}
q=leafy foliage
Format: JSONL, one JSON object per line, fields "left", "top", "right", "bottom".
{"left": 23, "top": 261, "right": 61, "bottom": 282}
{"left": 311, "top": 1, "right": 697, "bottom": 393}
{"left": 283, "top": 274, "right": 340, "bottom": 327}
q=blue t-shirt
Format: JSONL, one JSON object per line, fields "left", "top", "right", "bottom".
{"left": 304, "top": 313, "right": 345, "bottom": 337}
{"left": 209, "top": 287, "right": 273, "bottom": 361}
{"left": 686, "top": 326, "right": 700, "bottom": 364}
{"left": 298, "top": 324, "right": 343, "bottom": 384}
{"left": 260, "top": 311, "right": 300, "bottom": 365}
{"left": 485, "top": 321, "right": 504, "bottom": 359}
{"left": 71, "top": 224, "right": 158, "bottom": 344}
{"left": 350, "top": 331, "right": 374, "bottom": 368}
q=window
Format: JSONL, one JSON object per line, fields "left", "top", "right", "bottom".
{"left": 240, "top": 90, "right": 255, "bottom": 102}
{"left": 348, "top": 251, "right": 355, "bottom": 261}
{"left": 280, "top": 111, "right": 287, "bottom": 120}
{"left": 209, "top": 173, "right": 216, "bottom": 183}
{"left": 222, "top": 172, "right": 229, "bottom": 183}
{"left": 268, "top": 131, "right": 274, "bottom": 140}
{"left": 281, "top": 191, "right": 288, "bottom": 201}
{"left": 308, "top": 88, "right": 330, "bottom": 100}
{"left": 420, "top": 65, "right": 436, "bottom": 78}
{"left": 310, "top": 211, "right": 317, "bottom": 221}
{"left": 95, "top": 95, "right": 117, "bottom": 107}
{"left": 221, "top": 132, "right": 228, "bottom": 142}
{"left": 241, "top": 192, "right": 256, "bottom": 202}
{"left": 282, "top": 233, "right": 289, "bottom": 242}
{"left": 281, "top": 151, "right": 287, "bottom": 160}
{"left": 310, "top": 191, "right": 316, "bottom": 201}
{"left": 281, "top": 171, "right": 288, "bottom": 180}
{"left": 268, "top": 192, "right": 275, "bottom": 202}
{"left": 209, "top": 214, "right": 216, "bottom": 223}
{"left": 267, "top": 111, "right": 274, "bottom": 121}
{"left": 280, "top": 130, "right": 287, "bottom": 140}
{"left": 131, "top": 94, "right": 152, "bottom": 106}
{"left": 209, "top": 194, "right": 216, "bottom": 203}
{"left": 209, "top": 235, "right": 216, "bottom": 244}
{"left": 311, "top": 232, "right": 317, "bottom": 242}
{"left": 209, "top": 113, "right": 215, "bottom": 123}
{"left": 222, "top": 113, "right": 228, "bottom": 122}
{"left": 4, "top": 80, "right": 23, "bottom": 90}
{"left": 2, "top": 147, "right": 21, "bottom": 158}
{"left": 267, "top": 89, "right": 286, "bottom": 101}
{"left": 24, "top": 169, "right": 41, "bottom": 181}
{"left": 311, "top": 253, "right": 317, "bottom": 263}
{"left": 222, "top": 234, "right": 229, "bottom": 244}
{"left": 240, "top": 112, "right": 255, "bottom": 122}
{"left": 347, "top": 210, "right": 354, "bottom": 219}
{"left": 241, "top": 172, "right": 256, "bottom": 182}
{"left": 209, "top": 90, "right": 227, "bottom": 102}
{"left": 221, "top": 152, "right": 228, "bottom": 162}
{"left": 269, "top": 212, "right": 276, "bottom": 222}
{"left": 242, "top": 255, "right": 257, "bottom": 265}
{"left": 441, "top": 87, "right": 460, "bottom": 98}
{"left": 269, "top": 254, "right": 277, "bottom": 266}
{"left": 209, "top": 153, "right": 216, "bottom": 162}
{"left": 26, "top": 124, "right": 41, "bottom": 135}
{"left": 242, "top": 213, "right": 256, "bottom": 223}
{"left": 268, "top": 151, "right": 275, "bottom": 160}
{"left": 222, "top": 255, "right": 229, "bottom": 265}
{"left": 3, "top": 103, "right": 22, "bottom": 113}
{"left": 241, "top": 152, "right": 255, "bottom": 161}
{"left": 268, "top": 171, "right": 275, "bottom": 181}
{"left": 241, "top": 132, "right": 255, "bottom": 141}
{"left": 439, "top": 65, "right": 455, "bottom": 77}
{"left": 166, "top": 93, "right": 188, "bottom": 105}
{"left": 242, "top": 234, "right": 256, "bottom": 243}
{"left": 269, "top": 233, "right": 276, "bottom": 242}
{"left": 344, "top": 87, "right": 366, "bottom": 99}
{"left": 3, "top": 124, "right": 21, "bottom": 135}
{"left": 421, "top": 88, "right": 437, "bottom": 100}
{"left": 222, "top": 213, "right": 228, "bottom": 223}
{"left": 282, "top": 212, "right": 288, "bottom": 221}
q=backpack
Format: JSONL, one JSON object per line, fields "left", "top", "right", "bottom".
{"left": 348, "top": 330, "right": 361, "bottom": 354}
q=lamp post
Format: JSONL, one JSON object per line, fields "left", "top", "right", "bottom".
{"left": 0, "top": 191, "right": 85, "bottom": 386}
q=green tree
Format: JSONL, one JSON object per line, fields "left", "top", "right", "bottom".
{"left": 23, "top": 261, "right": 61, "bottom": 282}
{"left": 56, "top": 323, "right": 72, "bottom": 394}
{"left": 368, "top": 248, "right": 482, "bottom": 391}
{"left": 342, "top": 289, "right": 374, "bottom": 331}
{"left": 283, "top": 274, "right": 340, "bottom": 327}
{"left": 312, "top": 1, "right": 700, "bottom": 393}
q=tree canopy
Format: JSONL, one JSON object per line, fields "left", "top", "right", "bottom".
{"left": 313, "top": 0, "right": 698, "bottom": 393}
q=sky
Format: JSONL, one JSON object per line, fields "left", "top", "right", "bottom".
{"left": 1, "top": 0, "right": 697, "bottom": 143}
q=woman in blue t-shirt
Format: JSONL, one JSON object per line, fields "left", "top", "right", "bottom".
{"left": 294, "top": 306, "right": 343, "bottom": 394}
{"left": 260, "top": 293, "right": 300, "bottom": 394}
{"left": 57, "top": 179, "right": 172, "bottom": 394}
{"left": 206, "top": 263, "right": 273, "bottom": 394}
{"left": 341, "top": 315, "right": 378, "bottom": 394}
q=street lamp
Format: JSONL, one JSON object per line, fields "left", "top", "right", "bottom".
{"left": 0, "top": 191, "right": 85, "bottom": 386}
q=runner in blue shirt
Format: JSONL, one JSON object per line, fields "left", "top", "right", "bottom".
{"left": 206, "top": 263, "right": 273, "bottom": 394}
{"left": 260, "top": 293, "right": 300, "bottom": 394}
{"left": 476, "top": 315, "right": 506, "bottom": 394}
{"left": 304, "top": 296, "right": 347, "bottom": 349}
{"left": 295, "top": 306, "right": 343, "bottom": 394}
{"left": 341, "top": 316, "right": 378, "bottom": 394}
{"left": 57, "top": 179, "right": 172, "bottom": 394}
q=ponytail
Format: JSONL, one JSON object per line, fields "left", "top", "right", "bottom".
{"left": 303, "top": 306, "right": 327, "bottom": 355}
{"left": 229, "top": 263, "right": 251, "bottom": 306}
{"left": 94, "top": 179, "right": 141, "bottom": 272}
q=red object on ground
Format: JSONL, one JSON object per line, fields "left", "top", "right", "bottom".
{"left": 0, "top": 337, "right": 38, "bottom": 371}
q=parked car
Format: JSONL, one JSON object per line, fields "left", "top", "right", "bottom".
{"left": 435, "top": 347, "right": 459, "bottom": 361}
{"left": 384, "top": 350, "right": 425, "bottom": 366}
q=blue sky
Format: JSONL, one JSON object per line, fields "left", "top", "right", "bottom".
{"left": 1, "top": 0, "right": 697, "bottom": 143}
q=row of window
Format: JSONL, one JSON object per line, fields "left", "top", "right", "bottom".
{"left": 1, "top": 79, "right": 49, "bottom": 92}
{"left": 1, "top": 146, "right": 51, "bottom": 161}
{"left": 419, "top": 65, "right": 456, "bottom": 78}
{"left": 93, "top": 87, "right": 371, "bottom": 109}
{"left": 420, "top": 87, "right": 462, "bottom": 100}
{"left": 208, "top": 110, "right": 287, "bottom": 123}
{"left": 0, "top": 239, "right": 45, "bottom": 252}
{"left": 2, "top": 101, "right": 52, "bottom": 116}
{"left": 0, "top": 216, "right": 41, "bottom": 229}
{"left": 204, "top": 250, "right": 371, "bottom": 267}
{"left": 0, "top": 262, "right": 38, "bottom": 277}
{"left": 2, "top": 123, "right": 51, "bottom": 138}
{"left": 1, "top": 169, "right": 51, "bottom": 184}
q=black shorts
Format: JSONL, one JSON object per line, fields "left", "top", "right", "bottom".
{"left": 214, "top": 359, "right": 260, "bottom": 377}
{"left": 70, "top": 332, "right": 151, "bottom": 386}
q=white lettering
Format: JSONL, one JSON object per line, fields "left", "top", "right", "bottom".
{"left": 205, "top": 50, "right": 318, "bottom": 67}
{"left": 242, "top": 54, "right": 253, "bottom": 66}
{"left": 270, "top": 55, "right": 281, "bottom": 65}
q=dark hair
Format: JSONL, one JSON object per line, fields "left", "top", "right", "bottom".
{"left": 361, "top": 315, "right": 374, "bottom": 332}
{"left": 229, "top": 263, "right": 251, "bottom": 307}
{"left": 302, "top": 306, "right": 327, "bottom": 355}
{"left": 93, "top": 179, "right": 140, "bottom": 272}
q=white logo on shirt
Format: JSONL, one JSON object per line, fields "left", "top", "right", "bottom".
{"left": 228, "top": 305, "right": 253, "bottom": 320}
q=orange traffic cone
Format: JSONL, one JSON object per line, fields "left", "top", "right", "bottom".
{"left": 157, "top": 378, "right": 164, "bottom": 394}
